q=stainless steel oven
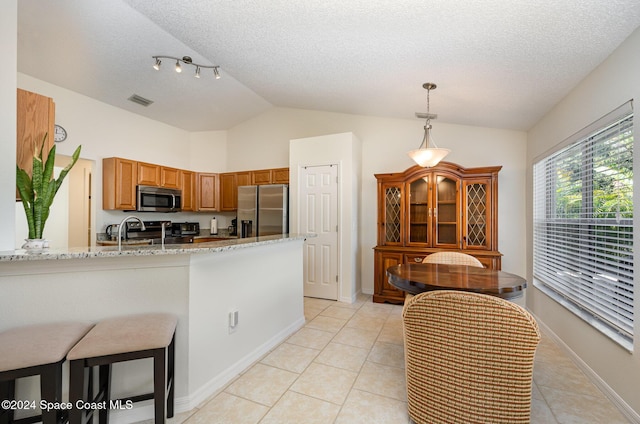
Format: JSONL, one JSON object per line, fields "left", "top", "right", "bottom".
{"left": 136, "top": 185, "right": 181, "bottom": 212}
{"left": 125, "top": 220, "right": 194, "bottom": 244}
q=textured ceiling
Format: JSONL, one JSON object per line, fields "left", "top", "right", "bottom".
{"left": 17, "top": 0, "right": 640, "bottom": 132}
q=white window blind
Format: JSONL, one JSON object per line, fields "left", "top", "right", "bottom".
{"left": 533, "top": 103, "right": 634, "bottom": 348}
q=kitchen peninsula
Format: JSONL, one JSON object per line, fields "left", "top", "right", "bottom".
{"left": 0, "top": 235, "right": 306, "bottom": 423}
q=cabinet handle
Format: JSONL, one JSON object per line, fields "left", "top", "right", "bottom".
{"left": 414, "top": 257, "right": 423, "bottom": 263}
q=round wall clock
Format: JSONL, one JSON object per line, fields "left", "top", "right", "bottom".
{"left": 54, "top": 124, "right": 67, "bottom": 142}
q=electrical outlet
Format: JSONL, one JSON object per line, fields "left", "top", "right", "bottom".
{"left": 228, "top": 310, "right": 239, "bottom": 334}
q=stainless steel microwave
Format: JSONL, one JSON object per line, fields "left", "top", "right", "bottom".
{"left": 136, "top": 185, "right": 181, "bottom": 212}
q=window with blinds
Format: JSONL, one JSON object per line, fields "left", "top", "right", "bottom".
{"left": 533, "top": 103, "right": 634, "bottom": 349}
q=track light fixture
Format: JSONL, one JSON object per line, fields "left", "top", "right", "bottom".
{"left": 152, "top": 55, "right": 221, "bottom": 80}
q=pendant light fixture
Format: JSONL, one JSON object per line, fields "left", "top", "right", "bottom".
{"left": 152, "top": 55, "right": 221, "bottom": 79}
{"left": 407, "top": 83, "right": 450, "bottom": 167}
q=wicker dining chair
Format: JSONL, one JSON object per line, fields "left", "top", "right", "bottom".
{"left": 402, "top": 290, "right": 541, "bottom": 424}
{"left": 422, "top": 251, "right": 484, "bottom": 267}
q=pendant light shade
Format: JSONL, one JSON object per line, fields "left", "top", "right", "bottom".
{"left": 407, "top": 145, "right": 451, "bottom": 168}
{"left": 407, "top": 83, "right": 450, "bottom": 167}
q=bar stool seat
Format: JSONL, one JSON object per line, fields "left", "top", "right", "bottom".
{"left": 0, "top": 322, "right": 93, "bottom": 424}
{"left": 67, "top": 313, "right": 177, "bottom": 424}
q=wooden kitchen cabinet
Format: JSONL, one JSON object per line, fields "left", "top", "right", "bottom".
{"left": 161, "top": 166, "right": 181, "bottom": 189}
{"left": 220, "top": 173, "right": 237, "bottom": 211}
{"left": 180, "top": 170, "right": 196, "bottom": 211}
{"left": 250, "top": 167, "right": 289, "bottom": 185}
{"left": 103, "top": 157, "right": 137, "bottom": 210}
{"left": 373, "top": 162, "right": 502, "bottom": 303}
{"left": 137, "top": 162, "right": 161, "bottom": 186}
{"left": 197, "top": 173, "right": 220, "bottom": 211}
{"left": 137, "top": 162, "right": 182, "bottom": 189}
{"left": 237, "top": 171, "right": 252, "bottom": 187}
{"left": 17, "top": 89, "right": 55, "bottom": 199}
{"left": 271, "top": 168, "right": 289, "bottom": 184}
{"left": 251, "top": 169, "right": 272, "bottom": 185}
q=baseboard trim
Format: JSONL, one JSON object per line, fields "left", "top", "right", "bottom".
{"left": 535, "top": 318, "right": 640, "bottom": 424}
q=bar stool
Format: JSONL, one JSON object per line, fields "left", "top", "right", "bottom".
{"left": 67, "top": 313, "right": 177, "bottom": 424}
{"left": 0, "top": 322, "right": 93, "bottom": 424}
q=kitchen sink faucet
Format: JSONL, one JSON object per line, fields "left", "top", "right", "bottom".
{"left": 117, "top": 215, "right": 146, "bottom": 251}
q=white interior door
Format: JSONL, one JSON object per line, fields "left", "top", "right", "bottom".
{"left": 300, "top": 165, "right": 339, "bottom": 300}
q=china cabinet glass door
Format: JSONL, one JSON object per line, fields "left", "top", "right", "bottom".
{"left": 382, "top": 183, "right": 403, "bottom": 245}
{"left": 463, "top": 179, "right": 490, "bottom": 249}
{"left": 408, "top": 177, "right": 430, "bottom": 244}
{"left": 434, "top": 175, "right": 459, "bottom": 247}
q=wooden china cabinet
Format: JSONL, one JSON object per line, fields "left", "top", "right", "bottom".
{"left": 373, "top": 162, "right": 502, "bottom": 304}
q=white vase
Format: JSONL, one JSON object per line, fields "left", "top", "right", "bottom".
{"left": 22, "top": 239, "right": 50, "bottom": 250}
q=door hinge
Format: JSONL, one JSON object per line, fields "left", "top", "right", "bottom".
{"left": 336, "top": 275, "right": 338, "bottom": 282}
{"left": 336, "top": 225, "right": 338, "bottom": 232}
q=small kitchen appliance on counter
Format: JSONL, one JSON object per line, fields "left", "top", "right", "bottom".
{"left": 171, "top": 222, "right": 200, "bottom": 237}
{"left": 228, "top": 218, "right": 237, "bottom": 236}
{"left": 125, "top": 220, "right": 194, "bottom": 244}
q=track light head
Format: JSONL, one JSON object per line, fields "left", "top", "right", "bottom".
{"left": 195, "top": 66, "right": 201, "bottom": 78}
{"left": 175, "top": 60, "right": 182, "bottom": 73}
{"left": 153, "top": 58, "right": 161, "bottom": 70}
{"left": 214, "top": 67, "right": 221, "bottom": 79}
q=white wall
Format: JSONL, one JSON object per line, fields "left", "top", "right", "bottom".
{"left": 527, "top": 27, "right": 640, "bottom": 415}
{"left": 0, "top": 0, "right": 17, "bottom": 250}
{"left": 228, "top": 107, "right": 527, "bottom": 295}
{"left": 189, "top": 130, "right": 227, "bottom": 172}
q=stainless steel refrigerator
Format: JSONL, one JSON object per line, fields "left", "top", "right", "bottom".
{"left": 237, "top": 184, "right": 289, "bottom": 237}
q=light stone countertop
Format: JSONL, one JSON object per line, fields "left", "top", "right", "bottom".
{"left": 0, "top": 234, "right": 308, "bottom": 262}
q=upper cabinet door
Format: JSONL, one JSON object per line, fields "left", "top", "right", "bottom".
{"left": 271, "top": 168, "right": 290, "bottom": 184}
{"left": 180, "top": 170, "right": 196, "bottom": 211}
{"left": 197, "top": 173, "right": 219, "bottom": 211}
{"left": 16, "top": 89, "right": 55, "bottom": 199}
{"left": 251, "top": 169, "right": 272, "bottom": 185}
{"left": 161, "top": 167, "right": 181, "bottom": 189}
{"left": 103, "top": 157, "right": 137, "bottom": 210}
{"left": 137, "top": 162, "right": 160, "bottom": 186}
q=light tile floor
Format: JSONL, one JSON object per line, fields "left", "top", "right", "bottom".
{"left": 150, "top": 294, "right": 631, "bottom": 424}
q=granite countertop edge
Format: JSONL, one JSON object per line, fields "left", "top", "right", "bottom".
{"left": 0, "top": 234, "right": 310, "bottom": 262}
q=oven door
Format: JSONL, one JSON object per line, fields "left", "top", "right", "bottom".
{"left": 137, "top": 186, "right": 182, "bottom": 212}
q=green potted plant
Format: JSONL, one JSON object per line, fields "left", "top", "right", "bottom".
{"left": 16, "top": 134, "right": 81, "bottom": 249}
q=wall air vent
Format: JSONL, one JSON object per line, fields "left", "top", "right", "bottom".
{"left": 127, "top": 94, "right": 154, "bottom": 107}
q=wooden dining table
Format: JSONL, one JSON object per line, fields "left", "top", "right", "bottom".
{"left": 386, "top": 263, "right": 527, "bottom": 299}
